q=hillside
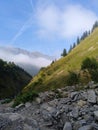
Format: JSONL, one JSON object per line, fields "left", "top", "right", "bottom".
{"left": 0, "top": 59, "right": 32, "bottom": 99}
{"left": 23, "top": 27, "right": 98, "bottom": 93}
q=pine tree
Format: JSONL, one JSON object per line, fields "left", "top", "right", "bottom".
{"left": 92, "top": 21, "right": 98, "bottom": 32}
{"left": 61, "top": 48, "right": 67, "bottom": 57}
{"left": 68, "top": 45, "right": 73, "bottom": 53}
{"left": 77, "top": 37, "right": 80, "bottom": 45}
{"left": 73, "top": 42, "right": 76, "bottom": 49}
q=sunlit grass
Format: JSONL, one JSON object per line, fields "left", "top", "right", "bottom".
{"left": 23, "top": 28, "right": 98, "bottom": 93}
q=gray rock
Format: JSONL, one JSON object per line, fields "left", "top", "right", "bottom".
{"left": 0, "top": 116, "right": 12, "bottom": 130}
{"left": 70, "top": 107, "right": 79, "bottom": 119}
{"left": 87, "top": 90, "right": 96, "bottom": 103}
{"left": 73, "top": 120, "right": 87, "bottom": 130}
{"left": 25, "top": 102, "right": 32, "bottom": 108}
{"left": 94, "top": 111, "right": 98, "bottom": 120}
{"left": 36, "top": 97, "right": 42, "bottom": 104}
{"left": 88, "top": 81, "right": 98, "bottom": 89}
{"left": 78, "top": 125, "right": 92, "bottom": 130}
{"left": 70, "top": 92, "right": 78, "bottom": 99}
{"left": 88, "top": 81, "right": 94, "bottom": 88}
{"left": 63, "top": 122, "right": 72, "bottom": 130}
{"left": 91, "top": 122, "right": 98, "bottom": 129}
{"left": 80, "top": 92, "right": 88, "bottom": 100}
{"left": 77, "top": 100, "right": 86, "bottom": 107}
{"left": 0, "top": 113, "right": 24, "bottom": 130}
{"left": 9, "top": 113, "right": 23, "bottom": 121}
{"left": 15, "top": 103, "right": 25, "bottom": 111}
{"left": 24, "top": 118, "right": 38, "bottom": 128}
{"left": 24, "top": 124, "right": 33, "bottom": 130}
{"left": 0, "top": 113, "right": 23, "bottom": 121}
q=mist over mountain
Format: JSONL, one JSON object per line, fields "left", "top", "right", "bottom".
{"left": 0, "top": 46, "right": 54, "bottom": 75}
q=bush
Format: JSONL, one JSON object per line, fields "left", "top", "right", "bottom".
{"left": 79, "top": 70, "right": 91, "bottom": 85}
{"left": 13, "top": 91, "right": 38, "bottom": 107}
{"left": 81, "top": 57, "right": 98, "bottom": 83}
{"left": 81, "top": 57, "right": 98, "bottom": 70}
{"left": 90, "top": 70, "right": 98, "bottom": 83}
{"left": 1, "top": 98, "right": 12, "bottom": 104}
{"left": 66, "top": 71, "right": 80, "bottom": 86}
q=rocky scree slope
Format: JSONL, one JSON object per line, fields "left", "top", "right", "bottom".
{"left": 1, "top": 82, "right": 98, "bottom": 130}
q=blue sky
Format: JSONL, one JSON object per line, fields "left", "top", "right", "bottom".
{"left": 0, "top": 0, "right": 98, "bottom": 57}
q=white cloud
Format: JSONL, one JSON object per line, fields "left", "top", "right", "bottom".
{"left": 0, "top": 46, "right": 52, "bottom": 70}
{"left": 35, "top": 4, "right": 98, "bottom": 39}
{"left": 10, "top": 1, "right": 98, "bottom": 44}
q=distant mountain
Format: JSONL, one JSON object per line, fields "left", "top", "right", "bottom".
{"left": 0, "top": 46, "right": 54, "bottom": 76}
{"left": 0, "top": 59, "right": 32, "bottom": 99}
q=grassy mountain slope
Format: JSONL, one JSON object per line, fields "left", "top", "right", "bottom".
{"left": 0, "top": 59, "right": 32, "bottom": 99}
{"left": 23, "top": 28, "right": 98, "bottom": 93}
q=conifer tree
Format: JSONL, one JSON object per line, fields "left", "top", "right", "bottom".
{"left": 61, "top": 48, "right": 67, "bottom": 57}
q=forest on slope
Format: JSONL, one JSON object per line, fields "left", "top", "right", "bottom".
{"left": 0, "top": 59, "right": 32, "bottom": 99}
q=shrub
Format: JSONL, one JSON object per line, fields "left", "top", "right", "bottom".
{"left": 13, "top": 90, "right": 38, "bottom": 107}
{"left": 79, "top": 70, "right": 91, "bottom": 85}
{"left": 1, "top": 98, "right": 12, "bottom": 104}
{"left": 90, "top": 69, "right": 98, "bottom": 83}
{"left": 66, "top": 71, "right": 80, "bottom": 86}
{"left": 81, "top": 57, "right": 98, "bottom": 70}
{"left": 81, "top": 57, "right": 98, "bottom": 83}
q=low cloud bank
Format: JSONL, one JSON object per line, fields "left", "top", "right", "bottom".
{"left": 0, "top": 46, "right": 53, "bottom": 75}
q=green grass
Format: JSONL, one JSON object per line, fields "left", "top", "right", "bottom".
{"left": 23, "top": 28, "right": 98, "bottom": 93}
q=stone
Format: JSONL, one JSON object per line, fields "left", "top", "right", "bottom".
{"left": 36, "top": 97, "right": 42, "bottom": 104}
{"left": 94, "top": 105, "right": 98, "bottom": 110}
{"left": 0, "top": 113, "right": 24, "bottom": 130}
{"left": 62, "top": 92, "right": 68, "bottom": 98}
{"left": 15, "top": 103, "right": 25, "bottom": 110}
{"left": 91, "top": 122, "right": 98, "bottom": 129}
{"left": 77, "top": 100, "right": 86, "bottom": 107}
{"left": 73, "top": 120, "right": 87, "bottom": 130}
{"left": 25, "top": 102, "right": 32, "bottom": 108}
{"left": 70, "top": 92, "right": 78, "bottom": 99}
{"left": 87, "top": 90, "right": 96, "bottom": 103}
{"left": 94, "top": 111, "right": 98, "bottom": 120}
{"left": 9, "top": 113, "right": 23, "bottom": 121}
{"left": 24, "top": 118, "right": 38, "bottom": 128}
{"left": 24, "top": 124, "right": 33, "bottom": 130}
{"left": 80, "top": 92, "right": 88, "bottom": 100}
{"left": 88, "top": 81, "right": 94, "bottom": 88}
{"left": 78, "top": 125, "right": 92, "bottom": 130}
{"left": 63, "top": 122, "right": 72, "bottom": 130}
{"left": 70, "top": 107, "right": 79, "bottom": 119}
{"left": 0, "top": 116, "right": 12, "bottom": 130}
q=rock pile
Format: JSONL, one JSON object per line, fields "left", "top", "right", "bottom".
{"left": 1, "top": 82, "right": 98, "bottom": 130}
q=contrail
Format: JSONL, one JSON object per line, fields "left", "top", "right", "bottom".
{"left": 11, "top": 16, "right": 33, "bottom": 44}
{"left": 30, "top": 0, "right": 34, "bottom": 10}
{"left": 10, "top": 0, "right": 35, "bottom": 44}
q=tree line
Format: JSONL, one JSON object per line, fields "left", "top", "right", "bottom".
{"left": 61, "top": 21, "right": 98, "bottom": 57}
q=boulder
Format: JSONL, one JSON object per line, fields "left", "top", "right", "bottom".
{"left": 78, "top": 125, "right": 92, "bottom": 130}
{"left": 63, "top": 122, "right": 72, "bottom": 130}
{"left": 87, "top": 90, "right": 96, "bottom": 103}
{"left": 77, "top": 100, "right": 86, "bottom": 107}
{"left": 94, "top": 111, "right": 98, "bottom": 120}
